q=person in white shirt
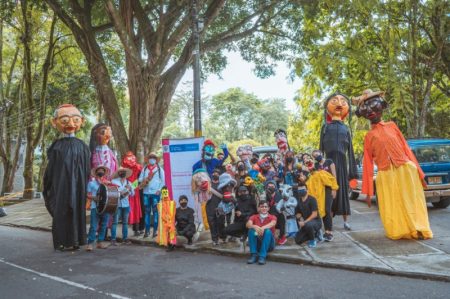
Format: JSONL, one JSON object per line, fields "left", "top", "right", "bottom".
{"left": 138, "top": 152, "right": 165, "bottom": 238}
{"left": 111, "top": 167, "right": 135, "bottom": 245}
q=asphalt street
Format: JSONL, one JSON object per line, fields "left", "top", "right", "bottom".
{"left": 1, "top": 226, "right": 449, "bottom": 299}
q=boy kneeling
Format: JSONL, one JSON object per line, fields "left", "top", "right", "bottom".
{"left": 246, "top": 200, "right": 277, "bottom": 265}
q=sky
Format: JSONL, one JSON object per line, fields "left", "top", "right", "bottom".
{"left": 178, "top": 51, "right": 301, "bottom": 111}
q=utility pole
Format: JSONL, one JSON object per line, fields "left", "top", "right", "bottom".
{"left": 192, "top": 0, "right": 202, "bottom": 137}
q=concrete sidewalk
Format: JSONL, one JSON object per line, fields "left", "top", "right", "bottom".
{"left": 1, "top": 198, "right": 450, "bottom": 282}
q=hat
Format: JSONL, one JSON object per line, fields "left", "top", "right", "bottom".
{"left": 147, "top": 152, "right": 160, "bottom": 161}
{"left": 351, "top": 89, "right": 385, "bottom": 106}
{"left": 238, "top": 185, "right": 249, "bottom": 192}
{"left": 203, "top": 139, "right": 216, "bottom": 148}
{"left": 91, "top": 165, "right": 110, "bottom": 177}
{"left": 112, "top": 167, "right": 132, "bottom": 179}
{"left": 218, "top": 173, "right": 237, "bottom": 190}
{"left": 264, "top": 180, "right": 277, "bottom": 188}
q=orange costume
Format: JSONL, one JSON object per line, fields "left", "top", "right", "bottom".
{"left": 156, "top": 188, "right": 177, "bottom": 246}
{"left": 362, "top": 121, "right": 433, "bottom": 240}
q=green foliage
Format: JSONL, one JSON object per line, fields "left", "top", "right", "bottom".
{"left": 292, "top": 0, "right": 449, "bottom": 139}
{"left": 162, "top": 87, "right": 289, "bottom": 147}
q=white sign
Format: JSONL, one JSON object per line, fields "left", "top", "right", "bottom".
{"left": 162, "top": 137, "right": 204, "bottom": 208}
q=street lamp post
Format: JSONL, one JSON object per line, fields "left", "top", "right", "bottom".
{"left": 192, "top": 0, "right": 202, "bottom": 137}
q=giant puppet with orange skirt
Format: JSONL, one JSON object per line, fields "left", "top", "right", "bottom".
{"left": 156, "top": 186, "right": 177, "bottom": 250}
{"left": 352, "top": 89, "right": 433, "bottom": 240}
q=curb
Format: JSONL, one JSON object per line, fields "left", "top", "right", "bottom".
{"left": 3, "top": 223, "right": 450, "bottom": 283}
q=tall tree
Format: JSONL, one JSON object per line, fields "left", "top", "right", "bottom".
{"left": 44, "top": 0, "right": 303, "bottom": 160}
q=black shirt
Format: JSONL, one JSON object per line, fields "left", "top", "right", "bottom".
{"left": 295, "top": 195, "right": 320, "bottom": 221}
{"left": 314, "top": 159, "right": 334, "bottom": 174}
{"left": 175, "top": 207, "right": 195, "bottom": 230}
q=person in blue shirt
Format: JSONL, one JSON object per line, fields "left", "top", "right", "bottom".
{"left": 192, "top": 139, "right": 229, "bottom": 178}
{"left": 138, "top": 152, "right": 165, "bottom": 238}
{"left": 86, "top": 165, "right": 111, "bottom": 251}
{"left": 111, "top": 167, "right": 135, "bottom": 245}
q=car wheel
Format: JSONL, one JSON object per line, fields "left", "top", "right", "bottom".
{"left": 432, "top": 197, "right": 450, "bottom": 209}
{"left": 349, "top": 190, "right": 359, "bottom": 201}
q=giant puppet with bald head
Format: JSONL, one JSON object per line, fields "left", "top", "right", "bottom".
{"left": 43, "top": 104, "right": 91, "bottom": 251}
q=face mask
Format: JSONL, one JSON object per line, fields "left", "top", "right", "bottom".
{"left": 119, "top": 172, "right": 127, "bottom": 178}
{"left": 212, "top": 174, "right": 219, "bottom": 181}
{"left": 286, "top": 157, "right": 293, "bottom": 163}
{"left": 149, "top": 158, "right": 156, "bottom": 165}
{"left": 180, "top": 202, "right": 188, "bottom": 208}
{"left": 237, "top": 165, "right": 245, "bottom": 171}
{"left": 259, "top": 212, "right": 268, "bottom": 220}
{"left": 239, "top": 194, "right": 250, "bottom": 201}
{"left": 96, "top": 172, "right": 105, "bottom": 178}
{"left": 298, "top": 189, "right": 307, "bottom": 198}
{"left": 314, "top": 155, "right": 323, "bottom": 162}
{"left": 266, "top": 187, "right": 275, "bottom": 194}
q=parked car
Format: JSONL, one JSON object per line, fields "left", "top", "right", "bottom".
{"left": 350, "top": 138, "right": 450, "bottom": 208}
{"left": 253, "top": 146, "right": 278, "bottom": 158}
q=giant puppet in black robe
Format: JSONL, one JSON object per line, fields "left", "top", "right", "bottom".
{"left": 43, "top": 104, "right": 90, "bottom": 250}
{"left": 319, "top": 93, "right": 357, "bottom": 217}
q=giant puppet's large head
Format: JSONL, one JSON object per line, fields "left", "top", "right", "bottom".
{"left": 191, "top": 168, "right": 211, "bottom": 194}
{"left": 202, "top": 139, "right": 216, "bottom": 161}
{"left": 51, "top": 104, "right": 85, "bottom": 135}
{"left": 89, "top": 123, "right": 113, "bottom": 153}
{"left": 324, "top": 93, "right": 351, "bottom": 123}
{"left": 236, "top": 144, "right": 253, "bottom": 162}
{"left": 352, "top": 89, "right": 387, "bottom": 124}
{"left": 274, "top": 129, "right": 289, "bottom": 155}
{"left": 122, "top": 151, "right": 141, "bottom": 171}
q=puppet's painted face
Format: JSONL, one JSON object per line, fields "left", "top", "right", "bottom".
{"left": 161, "top": 188, "right": 169, "bottom": 200}
{"left": 358, "top": 97, "right": 384, "bottom": 124}
{"left": 326, "top": 95, "right": 350, "bottom": 120}
{"left": 52, "top": 106, "right": 84, "bottom": 134}
{"left": 193, "top": 171, "right": 210, "bottom": 192}
{"left": 236, "top": 144, "right": 253, "bottom": 161}
{"left": 274, "top": 131, "right": 288, "bottom": 154}
{"left": 95, "top": 125, "right": 112, "bottom": 145}
{"left": 203, "top": 145, "right": 215, "bottom": 160}
{"left": 122, "top": 151, "right": 137, "bottom": 168}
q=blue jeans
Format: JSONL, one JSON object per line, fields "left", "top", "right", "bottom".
{"left": 248, "top": 228, "right": 275, "bottom": 258}
{"left": 87, "top": 209, "right": 109, "bottom": 244}
{"left": 111, "top": 207, "right": 130, "bottom": 241}
{"left": 144, "top": 194, "right": 160, "bottom": 232}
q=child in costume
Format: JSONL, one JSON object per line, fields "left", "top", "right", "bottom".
{"left": 156, "top": 186, "right": 177, "bottom": 250}
{"left": 353, "top": 89, "right": 433, "bottom": 240}
{"left": 276, "top": 184, "right": 298, "bottom": 238}
{"left": 121, "top": 151, "right": 143, "bottom": 237}
{"left": 319, "top": 93, "right": 357, "bottom": 230}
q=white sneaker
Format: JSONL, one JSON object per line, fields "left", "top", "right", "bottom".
{"left": 344, "top": 222, "right": 351, "bottom": 231}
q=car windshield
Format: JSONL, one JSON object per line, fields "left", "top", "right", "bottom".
{"left": 412, "top": 144, "right": 450, "bottom": 163}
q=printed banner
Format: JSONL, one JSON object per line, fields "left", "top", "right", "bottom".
{"left": 162, "top": 137, "right": 204, "bottom": 207}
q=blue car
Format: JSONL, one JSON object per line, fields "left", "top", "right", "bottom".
{"left": 351, "top": 138, "right": 450, "bottom": 209}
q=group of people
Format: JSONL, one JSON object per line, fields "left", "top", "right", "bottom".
{"left": 43, "top": 89, "right": 433, "bottom": 266}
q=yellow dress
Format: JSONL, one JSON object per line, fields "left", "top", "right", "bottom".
{"left": 306, "top": 170, "right": 339, "bottom": 218}
{"left": 376, "top": 162, "right": 433, "bottom": 240}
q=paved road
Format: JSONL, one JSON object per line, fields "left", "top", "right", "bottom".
{"left": 1, "top": 226, "right": 449, "bottom": 299}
